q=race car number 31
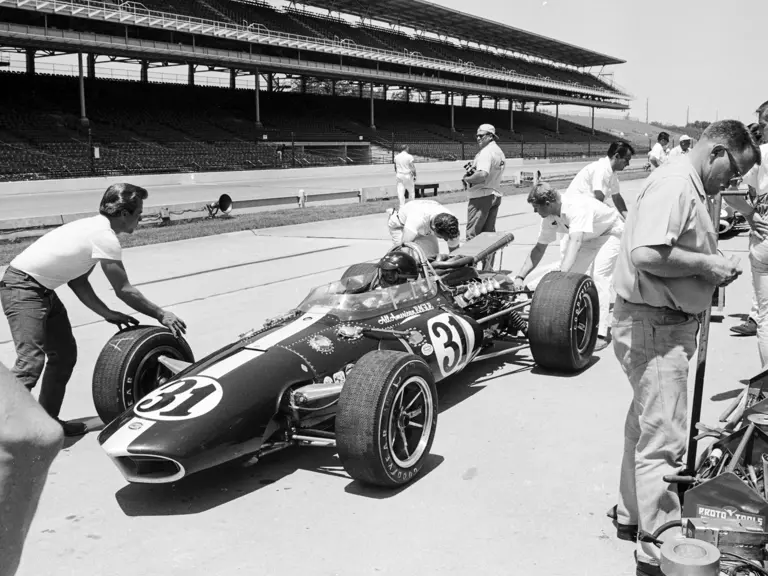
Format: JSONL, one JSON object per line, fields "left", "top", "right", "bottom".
{"left": 427, "top": 313, "right": 475, "bottom": 377}
{"left": 134, "top": 376, "right": 224, "bottom": 421}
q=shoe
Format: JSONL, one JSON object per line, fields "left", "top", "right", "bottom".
{"left": 57, "top": 419, "right": 88, "bottom": 437}
{"left": 594, "top": 335, "right": 611, "bottom": 352}
{"left": 731, "top": 318, "right": 757, "bottom": 336}
{"left": 606, "top": 505, "right": 638, "bottom": 542}
{"left": 636, "top": 561, "right": 664, "bottom": 576}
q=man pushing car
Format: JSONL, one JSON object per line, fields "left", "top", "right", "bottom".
{"left": 512, "top": 181, "right": 624, "bottom": 351}
{"left": 0, "top": 183, "right": 187, "bottom": 436}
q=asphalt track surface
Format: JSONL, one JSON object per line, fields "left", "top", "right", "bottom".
{"left": 1, "top": 160, "right": 594, "bottom": 220}
{"left": 1, "top": 179, "right": 760, "bottom": 576}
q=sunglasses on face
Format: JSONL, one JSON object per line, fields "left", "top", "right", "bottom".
{"left": 719, "top": 146, "right": 743, "bottom": 187}
{"left": 476, "top": 133, "right": 490, "bottom": 139}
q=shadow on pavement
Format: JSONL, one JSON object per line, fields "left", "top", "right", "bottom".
{"left": 343, "top": 454, "right": 445, "bottom": 500}
{"left": 530, "top": 354, "right": 600, "bottom": 377}
{"left": 114, "top": 446, "right": 342, "bottom": 516}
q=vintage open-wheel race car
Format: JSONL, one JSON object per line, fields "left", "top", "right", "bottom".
{"left": 92, "top": 232, "right": 599, "bottom": 488}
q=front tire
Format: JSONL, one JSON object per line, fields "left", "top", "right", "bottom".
{"left": 528, "top": 271, "right": 599, "bottom": 372}
{"left": 336, "top": 350, "right": 437, "bottom": 487}
{"left": 92, "top": 326, "right": 194, "bottom": 425}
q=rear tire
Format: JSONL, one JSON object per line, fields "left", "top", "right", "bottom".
{"left": 92, "top": 326, "right": 194, "bottom": 425}
{"left": 336, "top": 350, "right": 437, "bottom": 487}
{"left": 528, "top": 271, "right": 599, "bottom": 372}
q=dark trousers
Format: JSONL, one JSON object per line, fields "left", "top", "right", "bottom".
{"left": 467, "top": 194, "right": 502, "bottom": 270}
{"left": 0, "top": 267, "right": 77, "bottom": 418}
{"left": 467, "top": 194, "right": 502, "bottom": 240}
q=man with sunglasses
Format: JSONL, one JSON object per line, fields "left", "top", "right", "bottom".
{"left": 609, "top": 120, "right": 760, "bottom": 576}
{"left": 462, "top": 124, "right": 506, "bottom": 253}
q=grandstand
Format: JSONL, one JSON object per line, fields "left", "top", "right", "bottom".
{"left": 0, "top": 0, "right": 633, "bottom": 181}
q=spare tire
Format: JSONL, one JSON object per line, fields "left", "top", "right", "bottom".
{"left": 528, "top": 271, "right": 599, "bottom": 372}
{"left": 92, "top": 325, "right": 194, "bottom": 425}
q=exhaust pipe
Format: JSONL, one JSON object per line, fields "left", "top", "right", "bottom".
{"left": 291, "top": 381, "right": 343, "bottom": 406}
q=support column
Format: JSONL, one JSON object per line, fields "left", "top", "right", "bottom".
{"left": 426, "top": 90, "right": 431, "bottom": 104}
{"left": 230, "top": 68, "right": 237, "bottom": 90}
{"left": 188, "top": 63, "right": 195, "bottom": 86}
{"left": 591, "top": 107, "right": 595, "bottom": 135}
{"left": 267, "top": 73, "right": 274, "bottom": 92}
{"left": 331, "top": 79, "right": 336, "bottom": 96}
{"left": 25, "top": 48, "right": 35, "bottom": 75}
{"left": 509, "top": 99, "right": 514, "bottom": 133}
{"left": 87, "top": 53, "right": 96, "bottom": 79}
{"left": 533, "top": 101, "right": 538, "bottom": 112}
{"left": 382, "top": 85, "right": 387, "bottom": 100}
{"left": 369, "top": 82, "right": 376, "bottom": 129}
{"left": 462, "top": 94, "right": 467, "bottom": 107}
{"left": 450, "top": 92, "right": 455, "bottom": 132}
{"left": 77, "top": 52, "right": 89, "bottom": 128}
{"left": 478, "top": 95, "right": 483, "bottom": 108}
{"left": 494, "top": 97, "right": 498, "bottom": 110}
{"left": 300, "top": 76, "right": 307, "bottom": 93}
{"left": 254, "top": 70, "right": 262, "bottom": 129}
{"left": 140, "top": 60, "right": 149, "bottom": 83}
{"left": 555, "top": 104, "right": 560, "bottom": 134}
{"left": 359, "top": 81, "right": 364, "bottom": 98}
{"left": 405, "top": 87, "right": 410, "bottom": 102}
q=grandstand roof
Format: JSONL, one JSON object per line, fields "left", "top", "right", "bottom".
{"left": 295, "top": 0, "right": 625, "bottom": 68}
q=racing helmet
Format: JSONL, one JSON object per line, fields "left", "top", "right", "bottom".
{"left": 377, "top": 251, "right": 420, "bottom": 286}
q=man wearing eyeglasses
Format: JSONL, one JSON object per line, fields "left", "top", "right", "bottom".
{"left": 462, "top": 124, "right": 506, "bottom": 251}
{"left": 609, "top": 120, "right": 760, "bottom": 576}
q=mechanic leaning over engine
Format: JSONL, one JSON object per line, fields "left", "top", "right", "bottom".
{"left": 387, "top": 198, "right": 461, "bottom": 259}
{"left": 0, "top": 183, "right": 187, "bottom": 437}
{"left": 512, "top": 181, "right": 624, "bottom": 351}
{"left": 608, "top": 120, "right": 758, "bottom": 576}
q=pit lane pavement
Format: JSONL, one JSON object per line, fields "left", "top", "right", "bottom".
{"left": 0, "top": 181, "right": 760, "bottom": 576}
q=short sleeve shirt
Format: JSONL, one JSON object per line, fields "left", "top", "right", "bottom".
{"left": 742, "top": 143, "right": 768, "bottom": 263}
{"left": 468, "top": 141, "right": 506, "bottom": 199}
{"left": 398, "top": 200, "right": 460, "bottom": 249}
{"left": 536, "top": 193, "right": 623, "bottom": 245}
{"left": 667, "top": 145, "right": 689, "bottom": 159}
{"left": 394, "top": 151, "right": 415, "bottom": 176}
{"left": 11, "top": 215, "right": 123, "bottom": 290}
{"left": 649, "top": 142, "right": 668, "bottom": 167}
{"left": 565, "top": 156, "right": 619, "bottom": 206}
{"left": 612, "top": 157, "right": 717, "bottom": 314}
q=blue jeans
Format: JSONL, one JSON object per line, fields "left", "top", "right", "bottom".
{"left": 0, "top": 267, "right": 77, "bottom": 418}
{"left": 611, "top": 297, "right": 698, "bottom": 565}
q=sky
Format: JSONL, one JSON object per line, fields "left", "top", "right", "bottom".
{"left": 431, "top": 0, "right": 768, "bottom": 125}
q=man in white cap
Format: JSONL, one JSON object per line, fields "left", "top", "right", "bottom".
{"left": 668, "top": 135, "right": 693, "bottom": 159}
{"left": 393, "top": 144, "right": 416, "bottom": 207}
{"left": 463, "top": 124, "right": 506, "bottom": 254}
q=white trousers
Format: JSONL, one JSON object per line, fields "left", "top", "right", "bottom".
{"left": 396, "top": 174, "right": 415, "bottom": 207}
{"left": 526, "top": 234, "right": 619, "bottom": 337}
{"left": 751, "top": 255, "right": 768, "bottom": 368}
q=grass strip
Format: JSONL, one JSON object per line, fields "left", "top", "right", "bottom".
{"left": 0, "top": 171, "right": 649, "bottom": 266}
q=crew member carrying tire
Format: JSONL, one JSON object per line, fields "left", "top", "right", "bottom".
{"left": 511, "top": 181, "right": 624, "bottom": 351}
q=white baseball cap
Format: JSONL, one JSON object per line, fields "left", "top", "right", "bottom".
{"left": 477, "top": 124, "right": 498, "bottom": 138}
{"left": 679, "top": 134, "right": 691, "bottom": 141}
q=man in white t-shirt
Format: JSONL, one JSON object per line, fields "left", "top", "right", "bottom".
{"left": 0, "top": 183, "right": 187, "bottom": 437}
{"left": 393, "top": 144, "right": 416, "bottom": 207}
{"left": 564, "top": 141, "right": 634, "bottom": 343}
{"left": 512, "top": 182, "right": 624, "bottom": 351}
{"left": 387, "top": 199, "right": 460, "bottom": 259}
{"left": 463, "top": 123, "right": 506, "bottom": 245}
{"left": 668, "top": 134, "right": 692, "bottom": 159}
{"left": 648, "top": 132, "right": 670, "bottom": 169}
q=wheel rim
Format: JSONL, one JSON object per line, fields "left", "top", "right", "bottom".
{"left": 130, "top": 345, "right": 185, "bottom": 406}
{"left": 387, "top": 375, "right": 434, "bottom": 469}
{"left": 573, "top": 289, "right": 594, "bottom": 354}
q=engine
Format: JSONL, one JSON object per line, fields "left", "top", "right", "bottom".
{"left": 447, "top": 277, "right": 528, "bottom": 336}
